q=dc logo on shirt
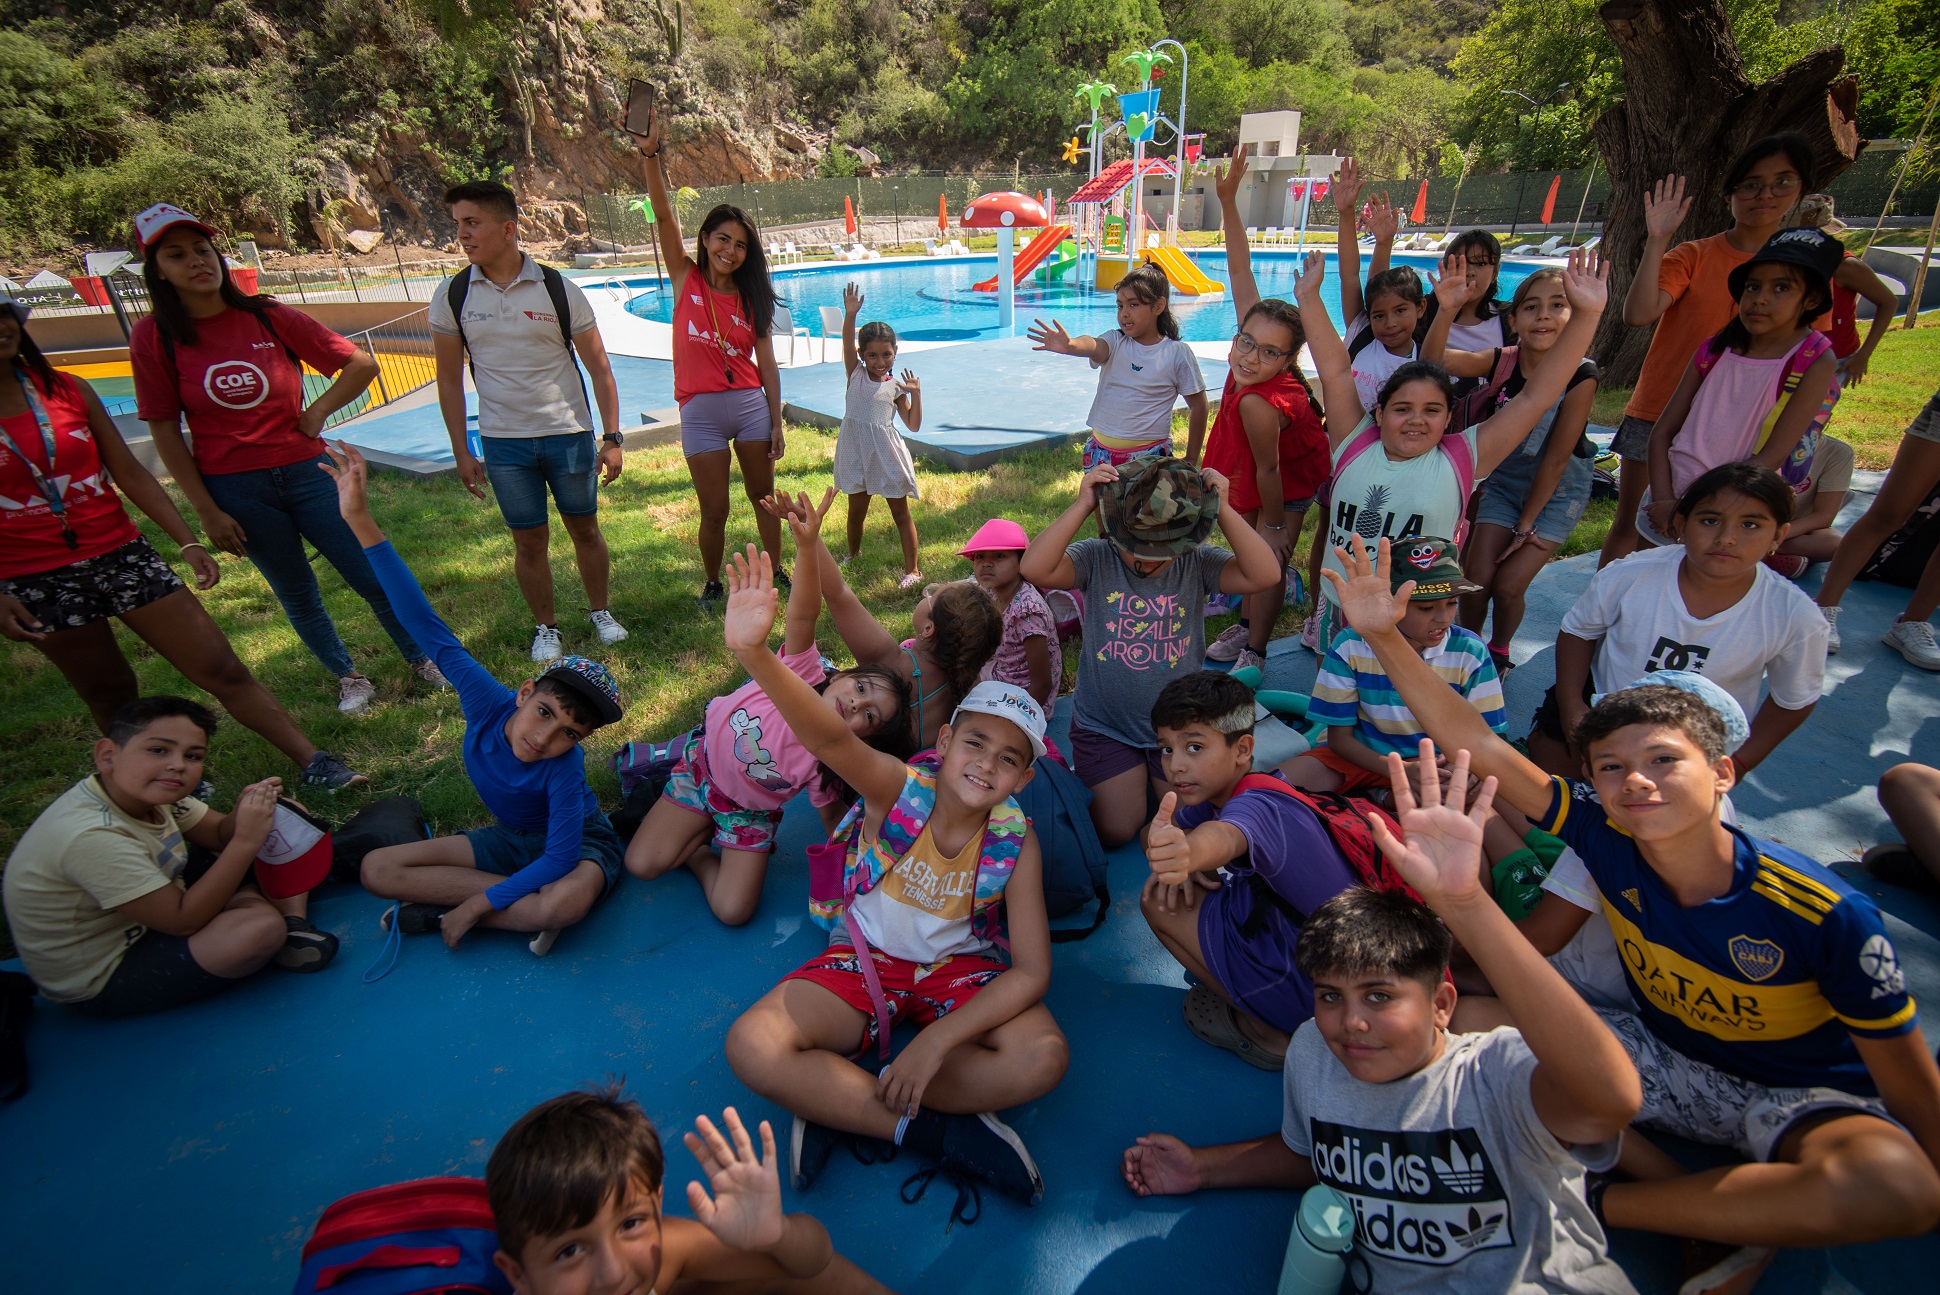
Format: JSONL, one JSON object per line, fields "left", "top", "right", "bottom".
{"left": 1645, "top": 636, "right": 1711, "bottom": 673}
{"left": 203, "top": 360, "right": 268, "bottom": 411}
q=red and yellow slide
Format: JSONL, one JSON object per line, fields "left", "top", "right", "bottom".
{"left": 973, "top": 225, "right": 1073, "bottom": 291}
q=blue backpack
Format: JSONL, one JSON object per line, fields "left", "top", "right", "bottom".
{"left": 1014, "top": 755, "right": 1111, "bottom": 941}
{"left": 294, "top": 1177, "right": 511, "bottom": 1295}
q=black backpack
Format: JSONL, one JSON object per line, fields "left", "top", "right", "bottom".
{"left": 1860, "top": 477, "right": 1940, "bottom": 589}
{"left": 445, "top": 263, "right": 589, "bottom": 413}
{"left": 1012, "top": 757, "right": 1111, "bottom": 941}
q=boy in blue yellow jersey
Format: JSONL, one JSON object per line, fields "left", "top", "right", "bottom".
{"left": 1322, "top": 538, "right": 1940, "bottom": 1281}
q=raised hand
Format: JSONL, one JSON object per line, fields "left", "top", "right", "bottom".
{"left": 628, "top": 106, "right": 664, "bottom": 158}
{"left": 1123, "top": 1133, "right": 1204, "bottom": 1197}
{"left": 759, "top": 492, "right": 811, "bottom": 526}
{"left": 1643, "top": 174, "right": 1690, "bottom": 240}
{"left": 1561, "top": 245, "right": 1609, "bottom": 316}
{"left": 1145, "top": 791, "right": 1190, "bottom": 886}
{"left": 783, "top": 487, "right": 836, "bottom": 552}
{"left": 1365, "top": 191, "right": 1400, "bottom": 244}
{"left": 1332, "top": 156, "right": 1363, "bottom": 215}
{"left": 1216, "top": 142, "right": 1249, "bottom": 207}
{"left": 1368, "top": 740, "right": 1497, "bottom": 909}
{"left": 1292, "top": 250, "right": 1327, "bottom": 303}
{"left": 722, "top": 544, "right": 781, "bottom": 654}
{"left": 896, "top": 368, "right": 920, "bottom": 395}
{"left": 1429, "top": 252, "right": 1471, "bottom": 312}
{"left": 318, "top": 440, "right": 373, "bottom": 523}
{"left": 1320, "top": 536, "right": 1411, "bottom": 639}
{"left": 1027, "top": 318, "right": 1076, "bottom": 355}
{"left": 842, "top": 281, "right": 863, "bottom": 316}
{"left": 685, "top": 1108, "right": 787, "bottom": 1253}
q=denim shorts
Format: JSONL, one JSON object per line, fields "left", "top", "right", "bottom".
{"left": 466, "top": 813, "right": 626, "bottom": 898}
{"left": 1475, "top": 457, "right": 1593, "bottom": 545}
{"left": 482, "top": 431, "right": 600, "bottom": 529}
{"left": 1611, "top": 415, "right": 1654, "bottom": 461}
{"left": 680, "top": 388, "right": 772, "bottom": 457}
{"left": 1907, "top": 389, "right": 1940, "bottom": 444}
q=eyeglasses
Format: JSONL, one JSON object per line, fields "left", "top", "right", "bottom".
{"left": 1733, "top": 175, "right": 1801, "bottom": 198}
{"left": 1231, "top": 332, "right": 1292, "bottom": 363}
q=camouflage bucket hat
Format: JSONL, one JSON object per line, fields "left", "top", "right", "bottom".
{"left": 1097, "top": 456, "right": 1220, "bottom": 558}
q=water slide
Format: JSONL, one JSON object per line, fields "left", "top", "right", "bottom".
{"left": 1034, "top": 239, "right": 1079, "bottom": 283}
{"left": 973, "top": 224, "right": 1073, "bottom": 291}
{"left": 1144, "top": 246, "right": 1225, "bottom": 297}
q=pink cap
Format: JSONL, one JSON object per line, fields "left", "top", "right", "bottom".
{"left": 959, "top": 518, "right": 1030, "bottom": 556}
{"left": 134, "top": 203, "right": 219, "bottom": 255}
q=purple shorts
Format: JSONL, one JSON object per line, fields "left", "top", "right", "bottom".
{"left": 1069, "top": 719, "right": 1165, "bottom": 788}
{"left": 680, "top": 388, "right": 772, "bottom": 457}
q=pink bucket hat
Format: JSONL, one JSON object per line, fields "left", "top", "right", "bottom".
{"left": 959, "top": 518, "right": 1031, "bottom": 556}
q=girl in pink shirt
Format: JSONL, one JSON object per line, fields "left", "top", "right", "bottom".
{"left": 624, "top": 496, "right": 914, "bottom": 925}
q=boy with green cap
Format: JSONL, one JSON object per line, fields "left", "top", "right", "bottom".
{"left": 1287, "top": 537, "right": 1506, "bottom": 797}
{"left": 1022, "top": 457, "right": 1281, "bottom": 847}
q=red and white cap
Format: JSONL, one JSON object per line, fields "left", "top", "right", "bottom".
{"left": 253, "top": 801, "right": 334, "bottom": 899}
{"left": 134, "top": 203, "right": 219, "bottom": 255}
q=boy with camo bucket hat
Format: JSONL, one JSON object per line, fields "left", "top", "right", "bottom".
{"left": 1021, "top": 458, "right": 1282, "bottom": 847}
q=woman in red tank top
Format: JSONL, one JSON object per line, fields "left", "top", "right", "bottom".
{"left": 1201, "top": 145, "right": 1330, "bottom": 672}
{"left": 634, "top": 110, "right": 788, "bottom": 611}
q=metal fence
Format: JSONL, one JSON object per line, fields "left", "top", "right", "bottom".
{"left": 23, "top": 256, "right": 473, "bottom": 321}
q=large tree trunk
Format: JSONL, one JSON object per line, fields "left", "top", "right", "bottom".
{"left": 1591, "top": 0, "right": 1863, "bottom": 386}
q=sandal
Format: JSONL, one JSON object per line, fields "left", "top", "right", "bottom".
{"left": 1182, "top": 983, "right": 1284, "bottom": 1071}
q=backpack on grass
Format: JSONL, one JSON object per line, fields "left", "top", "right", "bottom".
{"left": 293, "top": 1177, "right": 511, "bottom": 1295}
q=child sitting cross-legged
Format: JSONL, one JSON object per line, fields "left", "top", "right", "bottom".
{"left": 625, "top": 490, "right": 914, "bottom": 925}
{"left": 3, "top": 695, "right": 337, "bottom": 1016}
{"left": 962, "top": 518, "right": 1061, "bottom": 709}
{"left": 1285, "top": 535, "right": 1505, "bottom": 797}
{"left": 1139, "top": 671, "right": 1369, "bottom": 1071}
{"left": 1326, "top": 536, "right": 1940, "bottom": 1287}
{"left": 321, "top": 443, "right": 627, "bottom": 950}
{"left": 486, "top": 1086, "right": 891, "bottom": 1294}
{"left": 1122, "top": 743, "right": 1644, "bottom": 1294}
{"left": 722, "top": 537, "right": 1068, "bottom": 1213}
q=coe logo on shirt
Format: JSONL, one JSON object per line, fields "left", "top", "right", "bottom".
{"left": 203, "top": 359, "right": 269, "bottom": 410}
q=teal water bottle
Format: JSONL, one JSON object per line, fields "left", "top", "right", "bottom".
{"left": 1277, "top": 1184, "right": 1356, "bottom": 1295}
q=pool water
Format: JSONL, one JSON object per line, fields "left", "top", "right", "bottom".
{"left": 620, "top": 251, "right": 1541, "bottom": 345}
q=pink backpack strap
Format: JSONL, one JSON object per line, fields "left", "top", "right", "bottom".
{"left": 840, "top": 909, "right": 896, "bottom": 1062}
{"left": 1337, "top": 419, "right": 1384, "bottom": 472}
{"left": 1439, "top": 430, "right": 1476, "bottom": 545}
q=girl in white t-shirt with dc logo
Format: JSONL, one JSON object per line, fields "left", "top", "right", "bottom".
{"left": 1028, "top": 264, "right": 1209, "bottom": 468}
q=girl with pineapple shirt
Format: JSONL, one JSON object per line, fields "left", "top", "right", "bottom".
{"left": 1292, "top": 247, "right": 1609, "bottom": 653}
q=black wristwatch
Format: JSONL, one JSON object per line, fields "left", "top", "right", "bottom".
{"left": 601, "top": 432, "right": 624, "bottom": 447}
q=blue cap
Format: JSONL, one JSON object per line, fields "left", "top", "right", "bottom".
{"left": 540, "top": 655, "right": 624, "bottom": 726}
{"left": 1596, "top": 669, "right": 1748, "bottom": 752}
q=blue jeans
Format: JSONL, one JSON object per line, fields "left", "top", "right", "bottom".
{"left": 481, "top": 432, "right": 600, "bottom": 530}
{"left": 202, "top": 452, "right": 425, "bottom": 677}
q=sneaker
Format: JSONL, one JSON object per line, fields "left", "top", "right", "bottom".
{"left": 301, "top": 751, "right": 367, "bottom": 792}
{"left": 1234, "top": 646, "right": 1266, "bottom": 673}
{"left": 937, "top": 1112, "right": 1044, "bottom": 1206}
{"left": 1822, "top": 604, "right": 1841, "bottom": 654}
{"left": 589, "top": 609, "right": 629, "bottom": 645}
{"left": 1300, "top": 614, "right": 1320, "bottom": 652}
{"left": 379, "top": 902, "right": 447, "bottom": 935}
{"left": 530, "top": 624, "right": 563, "bottom": 662}
{"left": 790, "top": 1115, "right": 849, "bottom": 1191}
{"left": 413, "top": 658, "right": 450, "bottom": 690}
{"left": 1862, "top": 842, "right": 1938, "bottom": 891}
{"left": 1764, "top": 553, "right": 1810, "bottom": 579}
{"left": 1205, "top": 622, "right": 1249, "bottom": 663}
{"left": 275, "top": 916, "right": 339, "bottom": 972}
{"left": 1883, "top": 617, "right": 1940, "bottom": 671}
{"left": 337, "top": 674, "right": 376, "bottom": 715}
{"left": 899, "top": 571, "right": 924, "bottom": 590}
{"left": 1488, "top": 645, "right": 1515, "bottom": 676}
{"left": 698, "top": 580, "right": 725, "bottom": 611}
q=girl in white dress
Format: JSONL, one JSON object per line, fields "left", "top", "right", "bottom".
{"left": 835, "top": 282, "right": 924, "bottom": 588}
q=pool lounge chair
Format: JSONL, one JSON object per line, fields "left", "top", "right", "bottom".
{"left": 1531, "top": 235, "right": 1565, "bottom": 256}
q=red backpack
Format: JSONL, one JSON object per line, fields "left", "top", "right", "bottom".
{"left": 1228, "top": 772, "right": 1420, "bottom": 936}
{"left": 293, "top": 1177, "right": 512, "bottom": 1295}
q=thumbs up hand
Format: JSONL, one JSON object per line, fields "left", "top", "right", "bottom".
{"left": 1146, "top": 791, "right": 1193, "bottom": 888}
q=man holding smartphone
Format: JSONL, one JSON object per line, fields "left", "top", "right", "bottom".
{"left": 429, "top": 180, "right": 629, "bottom": 662}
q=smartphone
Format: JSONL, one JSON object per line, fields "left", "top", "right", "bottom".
{"left": 624, "top": 79, "right": 657, "bottom": 136}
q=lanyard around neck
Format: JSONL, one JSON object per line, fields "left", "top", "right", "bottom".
{"left": 0, "top": 367, "right": 77, "bottom": 550}
{"left": 700, "top": 283, "right": 739, "bottom": 386}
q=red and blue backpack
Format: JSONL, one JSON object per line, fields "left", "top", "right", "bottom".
{"left": 293, "top": 1177, "right": 511, "bottom": 1295}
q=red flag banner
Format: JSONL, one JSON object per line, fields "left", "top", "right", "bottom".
{"left": 1540, "top": 175, "right": 1562, "bottom": 225}
{"left": 844, "top": 194, "right": 857, "bottom": 236}
{"left": 1410, "top": 179, "right": 1428, "bottom": 224}
{"left": 938, "top": 194, "right": 948, "bottom": 232}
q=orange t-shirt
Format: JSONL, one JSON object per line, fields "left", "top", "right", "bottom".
{"left": 1623, "top": 234, "right": 1756, "bottom": 423}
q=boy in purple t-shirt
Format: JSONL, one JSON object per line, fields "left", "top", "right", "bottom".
{"left": 1140, "top": 671, "right": 1361, "bottom": 1071}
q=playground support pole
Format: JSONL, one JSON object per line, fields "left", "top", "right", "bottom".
{"left": 1568, "top": 155, "right": 1599, "bottom": 247}
{"left": 997, "top": 226, "right": 1016, "bottom": 332}
{"left": 1150, "top": 39, "right": 1190, "bottom": 238}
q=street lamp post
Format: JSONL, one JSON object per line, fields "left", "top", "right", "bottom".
{"left": 893, "top": 184, "right": 902, "bottom": 250}
{"left": 1498, "top": 84, "right": 1570, "bottom": 237}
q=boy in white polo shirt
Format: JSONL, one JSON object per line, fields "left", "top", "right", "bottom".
{"left": 429, "top": 180, "right": 629, "bottom": 662}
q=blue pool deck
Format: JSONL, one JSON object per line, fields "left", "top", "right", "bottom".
{"left": 3, "top": 487, "right": 1939, "bottom": 1292}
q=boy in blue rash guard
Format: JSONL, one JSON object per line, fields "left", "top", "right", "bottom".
{"left": 321, "top": 443, "right": 626, "bottom": 948}
{"left": 1323, "top": 536, "right": 1940, "bottom": 1276}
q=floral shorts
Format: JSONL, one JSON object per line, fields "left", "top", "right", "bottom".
{"left": 0, "top": 536, "right": 182, "bottom": 631}
{"left": 660, "top": 729, "right": 785, "bottom": 854}
{"left": 1082, "top": 434, "right": 1172, "bottom": 472}
{"left": 786, "top": 943, "right": 1010, "bottom": 1058}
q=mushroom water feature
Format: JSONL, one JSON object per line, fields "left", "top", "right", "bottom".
{"left": 960, "top": 191, "right": 1050, "bottom": 332}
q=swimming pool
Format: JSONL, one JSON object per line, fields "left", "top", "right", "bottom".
{"left": 618, "top": 251, "right": 1543, "bottom": 345}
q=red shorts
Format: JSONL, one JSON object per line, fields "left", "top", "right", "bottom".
{"left": 1305, "top": 744, "right": 1390, "bottom": 794}
{"left": 786, "top": 944, "right": 1009, "bottom": 1057}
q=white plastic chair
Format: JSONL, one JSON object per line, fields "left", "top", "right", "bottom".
{"left": 772, "top": 305, "right": 811, "bottom": 363}
{"left": 818, "top": 305, "right": 845, "bottom": 362}
{"left": 1262, "top": 227, "right": 1280, "bottom": 246}
{"left": 1245, "top": 227, "right": 1259, "bottom": 245}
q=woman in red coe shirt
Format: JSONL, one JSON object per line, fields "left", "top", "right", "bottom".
{"left": 130, "top": 204, "right": 445, "bottom": 716}
{"left": 0, "top": 297, "right": 364, "bottom": 790}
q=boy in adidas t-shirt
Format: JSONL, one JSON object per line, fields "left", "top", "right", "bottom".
{"left": 1325, "top": 538, "right": 1940, "bottom": 1265}
{"left": 1123, "top": 746, "right": 1641, "bottom": 1294}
